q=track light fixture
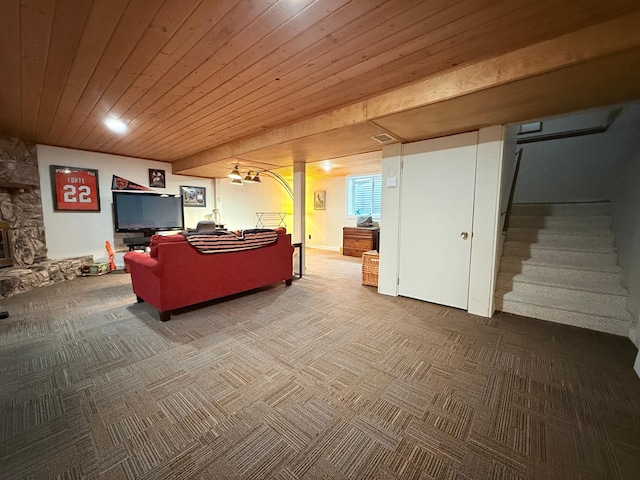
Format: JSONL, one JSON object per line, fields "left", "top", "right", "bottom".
{"left": 228, "top": 165, "right": 242, "bottom": 179}
{"left": 227, "top": 167, "right": 267, "bottom": 186}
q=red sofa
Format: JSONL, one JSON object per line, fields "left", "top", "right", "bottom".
{"left": 124, "top": 229, "right": 294, "bottom": 321}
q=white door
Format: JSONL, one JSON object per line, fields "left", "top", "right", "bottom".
{"left": 398, "top": 132, "right": 478, "bottom": 309}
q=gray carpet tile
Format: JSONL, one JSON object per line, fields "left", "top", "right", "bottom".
{"left": 0, "top": 249, "right": 639, "bottom": 479}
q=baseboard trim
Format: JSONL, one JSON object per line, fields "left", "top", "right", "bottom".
{"left": 306, "top": 245, "right": 341, "bottom": 252}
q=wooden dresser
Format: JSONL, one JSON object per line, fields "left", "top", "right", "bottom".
{"left": 343, "top": 227, "right": 380, "bottom": 257}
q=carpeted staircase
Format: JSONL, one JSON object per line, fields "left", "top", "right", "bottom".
{"left": 495, "top": 201, "right": 633, "bottom": 336}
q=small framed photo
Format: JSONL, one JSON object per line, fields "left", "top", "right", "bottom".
{"left": 181, "top": 185, "right": 206, "bottom": 207}
{"left": 149, "top": 168, "right": 166, "bottom": 188}
{"left": 50, "top": 165, "right": 101, "bottom": 211}
{"left": 314, "top": 190, "right": 326, "bottom": 210}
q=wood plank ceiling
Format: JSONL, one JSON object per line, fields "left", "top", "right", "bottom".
{"left": 1, "top": 0, "right": 640, "bottom": 179}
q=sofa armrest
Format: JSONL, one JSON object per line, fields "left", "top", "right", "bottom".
{"left": 124, "top": 252, "right": 162, "bottom": 277}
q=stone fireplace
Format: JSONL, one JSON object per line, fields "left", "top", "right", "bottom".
{"left": 0, "top": 134, "right": 90, "bottom": 298}
{"left": 0, "top": 221, "right": 12, "bottom": 267}
{"left": 0, "top": 135, "right": 47, "bottom": 266}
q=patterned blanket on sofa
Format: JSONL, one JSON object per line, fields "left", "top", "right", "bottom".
{"left": 184, "top": 229, "right": 278, "bottom": 253}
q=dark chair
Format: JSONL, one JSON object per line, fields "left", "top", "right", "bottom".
{"left": 195, "top": 220, "right": 218, "bottom": 232}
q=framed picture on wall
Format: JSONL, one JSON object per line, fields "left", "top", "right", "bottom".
{"left": 181, "top": 185, "right": 206, "bottom": 207}
{"left": 148, "top": 168, "right": 166, "bottom": 188}
{"left": 50, "top": 165, "right": 101, "bottom": 211}
{"left": 314, "top": 190, "right": 326, "bottom": 210}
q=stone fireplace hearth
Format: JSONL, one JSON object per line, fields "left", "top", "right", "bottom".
{"left": 0, "top": 134, "right": 90, "bottom": 299}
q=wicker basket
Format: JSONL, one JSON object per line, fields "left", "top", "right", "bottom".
{"left": 362, "top": 250, "right": 379, "bottom": 287}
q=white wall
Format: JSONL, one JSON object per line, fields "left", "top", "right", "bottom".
{"left": 37, "top": 145, "right": 212, "bottom": 266}
{"left": 217, "top": 175, "right": 293, "bottom": 232}
{"left": 378, "top": 144, "right": 402, "bottom": 296}
{"left": 305, "top": 176, "right": 347, "bottom": 251}
{"left": 611, "top": 146, "right": 640, "bottom": 348}
{"left": 468, "top": 126, "right": 506, "bottom": 317}
{"left": 611, "top": 145, "right": 640, "bottom": 379}
{"left": 514, "top": 105, "right": 640, "bottom": 203}
{"left": 305, "top": 170, "right": 385, "bottom": 251}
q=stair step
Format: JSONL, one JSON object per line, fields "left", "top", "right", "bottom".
{"left": 495, "top": 291, "right": 633, "bottom": 336}
{"left": 510, "top": 202, "right": 611, "bottom": 217}
{"left": 497, "top": 272, "right": 629, "bottom": 307}
{"left": 497, "top": 201, "right": 629, "bottom": 337}
{"left": 506, "top": 228, "right": 614, "bottom": 248}
{"left": 508, "top": 215, "right": 612, "bottom": 231}
{"left": 503, "top": 241, "right": 618, "bottom": 265}
{"left": 499, "top": 256, "right": 623, "bottom": 284}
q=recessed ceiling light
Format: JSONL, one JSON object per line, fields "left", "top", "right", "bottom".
{"left": 104, "top": 117, "right": 128, "bottom": 134}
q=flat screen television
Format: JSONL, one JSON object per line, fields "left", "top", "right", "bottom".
{"left": 112, "top": 191, "right": 184, "bottom": 235}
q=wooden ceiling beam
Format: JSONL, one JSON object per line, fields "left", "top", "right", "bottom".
{"left": 133, "top": 0, "right": 517, "bottom": 159}
{"left": 94, "top": 0, "right": 328, "bottom": 154}
{"left": 375, "top": 49, "right": 640, "bottom": 141}
{"left": 367, "top": 11, "right": 640, "bottom": 119}
{"left": 102, "top": 0, "right": 403, "bottom": 157}
{"left": 127, "top": 1, "right": 640, "bottom": 161}
{"left": 125, "top": 0, "right": 579, "bottom": 160}
{"left": 173, "top": 11, "right": 640, "bottom": 174}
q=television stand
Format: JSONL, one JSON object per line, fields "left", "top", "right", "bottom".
{"left": 124, "top": 236, "right": 152, "bottom": 251}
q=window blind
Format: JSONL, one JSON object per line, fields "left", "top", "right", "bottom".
{"left": 348, "top": 174, "right": 382, "bottom": 216}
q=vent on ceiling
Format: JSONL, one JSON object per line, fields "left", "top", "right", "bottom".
{"left": 370, "top": 132, "right": 396, "bottom": 143}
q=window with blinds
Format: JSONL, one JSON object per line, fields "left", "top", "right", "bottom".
{"left": 347, "top": 174, "right": 382, "bottom": 216}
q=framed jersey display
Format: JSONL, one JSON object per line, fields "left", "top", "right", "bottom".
{"left": 50, "top": 165, "right": 101, "bottom": 211}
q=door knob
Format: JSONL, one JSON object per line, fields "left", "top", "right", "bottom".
{"left": 460, "top": 231, "right": 469, "bottom": 240}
